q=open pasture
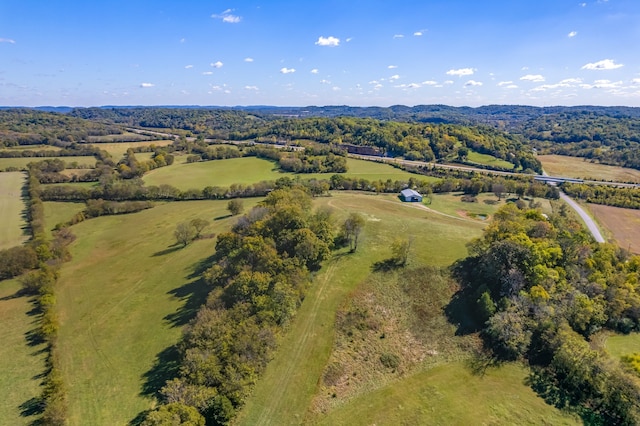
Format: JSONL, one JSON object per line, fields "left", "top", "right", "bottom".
{"left": 86, "top": 131, "right": 153, "bottom": 142}
{"left": 466, "top": 150, "right": 515, "bottom": 170}
{"left": 42, "top": 201, "right": 86, "bottom": 236}
{"left": 0, "top": 156, "right": 96, "bottom": 171}
{"left": 88, "top": 140, "right": 174, "bottom": 161}
{"left": 587, "top": 203, "right": 640, "bottom": 253}
{"left": 54, "top": 199, "right": 260, "bottom": 425}
{"left": 305, "top": 157, "right": 439, "bottom": 182}
{"left": 606, "top": 333, "right": 640, "bottom": 360}
{"left": 236, "top": 192, "right": 491, "bottom": 424}
{"left": 538, "top": 154, "right": 640, "bottom": 183}
{"left": 0, "top": 144, "right": 61, "bottom": 152}
{"left": 0, "top": 171, "right": 28, "bottom": 250}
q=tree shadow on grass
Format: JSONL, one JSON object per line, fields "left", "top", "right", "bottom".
{"left": 214, "top": 214, "right": 233, "bottom": 221}
{"left": 152, "top": 244, "right": 183, "bottom": 257}
{"left": 19, "top": 397, "right": 44, "bottom": 419}
{"left": 371, "top": 258, "right": 402, "bottom": 272}
{"left": 444, "top": 259, "right": 483, "bottom": 336}
{"left": 164, "top": 278, "right": 210, "bottom": 328}
{"left": 140, "top": 345, "right": 181, "bottom": 399}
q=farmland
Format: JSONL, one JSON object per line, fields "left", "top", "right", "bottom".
{"left": 88, "top": 140, "right": 174, "bottom": 161}
{"left": 0, "top": 156, "right": 96, "bottom": 171}
{"left": 0, "top": 171, "right": 28, "bottom": 250}
{"left": 587, "top": 203, "right": 640, "bottom": 253}
{"left": 538, "top": 154, "right": 640, "bottom": 183}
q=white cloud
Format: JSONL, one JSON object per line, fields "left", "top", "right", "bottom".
{"left": 388, "top": 65, "right": 398, "bottom": 69}
{"left": 0, "top": 38, "right": 16, "bottom": 44}
{"left": 582, "top": 59, "right": 623, "bottom": 70}
{"left": 632, "top": 78, "right": 640, "bottom": 85}
{"left": 422, "top": 80, "right": 438, "bottom": 86}
{"left": 244, "top": 85, "right": 259, "bottom": 90}
{"left": 212, "top": 9, "right": 241, "bottom": 23}
{"left": 211, "top": 61, "right": 223, "bottom": 68}
{"left": 280, "top": 67, "right": 296, "bottom": 74}
{"left": 346, "top": 37, "right": 353, "bottom": 42}
{"left": 140, "top": 83, "right": 154, "bottom": 88}
{"left": 497, "top": 81, "right": 513, "bottom": 86}
{"left": 520, "top": 74, "right": 545, "bottom": 82}
{"left": 559, "top": 78, "right": 583, "bottom": 84}
{"left": 389, "top": 74, "right": 400, "bottom": 80}
{"left": 332, "top": 86, "right": 341, "bottom": 91}
{"left": 311, "top": 69, "right": 319, "bottom": 74}
{"left": 315, "top": 36, "right": 340, "bottom": 47}
{"left": 202, "top": 71, "right": 214, "bottom": 75}
{"left": 184, "top": 65, "right": 193, "bottom": 69}
{"left": 580, "top": 2, "right": 587, "bottom": 6}
{"left": 244, "top": 57, "right": 254, "bottom": 62}
{"left": 393, "top": 34, "right": 404, "bottom": 39}
{"left": 446, "top": 68, "right": 475, "bottom": 77}
{"left": 505, "top": 85, "right": 519, "bottom": 89}
{"left": 406, "top": 83, "right": 421, "bottom": 88}
{"left": 444, "top": 80, "right": 454, "bottom": 85}
{"left": 521, "top": 66, "right": 529, "bottom": 71}
{"left": 464, "top": 80, "right": 483, "bottom": 87}
{"left": 413, "top": 30, "right": 425, "bottom": 36}
{"left": 568, "top": 31, "right": 578, "bottom": 38}
{"left": 320, "top": 79, "right": 331, "bottom": 84}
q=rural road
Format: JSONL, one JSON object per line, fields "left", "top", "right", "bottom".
{"left": 559, "top": 191, "right": 605, "bottom": 243}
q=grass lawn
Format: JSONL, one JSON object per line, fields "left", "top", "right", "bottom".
{"left": 55, "top": 199, "right": 260, "bottom": 425}
{"left": 0, "top": 279, "right": 48, "bottom": 425}
{"left": 0, "top": 156, "right": 96, "bottom": 171}
{"left": 587, "top": 204, "right": 640, "bottom": 254}
{"left": 538, "top": 154, "right": 640, "bottom": 183}
{"left": 428, "top": 192, "right": 552, "bottom": 222}
{"left": 467, "top": 151, "right": 515, "bottom": 170}
{"left": 88, "top": 140, "right": 174, "bottom": 162}
{"left": 236, "top": 192, "right": 488, "bottom": 425}
{"left": 0, "top": 171, "right": 28, "bottom": 250}
{"left": 312, "top": 362, "right": 578, "bottom": 425}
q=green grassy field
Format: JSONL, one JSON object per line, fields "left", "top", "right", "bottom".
{"left": 466, "top": 151, "right": 515, "bottom": 170}
{"left": 236, "top": 192, "right": 489, "bottom": 425}
{"left": 0, "top": 171, "right": 28, "bottom": 250}
{"left": 54, "top": 199, "right": 259, "bottom": 425}
{"left": 42, "top": 202, "right": 86, "bottom": 237}
{"left": 144, "top": 156, "right": 438, "bottom": 191}
{"left": 0, "top": 156, "right": 96, "bottom": 171}
{"left": 606, "top": 333, "right": 640, "bottom": 359}
{"left": 88, "top": 140, "right": 174, "bottom": 161}
{"left": 0, "top": 279, "right": 48, "bottom": 425}
{"left": 0, "top": 144, "right": 61, "bottom": 151}
{"left": 428, "top": 192, "right": 552, "bottom": 221}
{"left": 538, "top": 154, "right": 640, "bottom": 183}
{"left": 312, "top": 362, "right": 578, "bottom": 425}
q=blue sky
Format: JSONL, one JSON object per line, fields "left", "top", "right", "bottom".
{"left": 1, "top": 0, "right": 639, "bottom": 107}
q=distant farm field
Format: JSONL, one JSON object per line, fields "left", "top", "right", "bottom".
{"left": 55, "top": 199, "right": 260, "bottom": 425}
{"left": 0, "top": 156, "right": 96, "bottom": 171}
{"left": 0, "top": 279, "right": 48, "bottom": 425}
{"left": 587, "top": 203, "right": 640, "bottom": 253}
{"left": 0, "top": 171, "right": 28, "bottom": 250}
{"left": 88, "top": 140, "right": 174, "bottom": 161}
{"left": 86, "top": 131, "right": 152, "bottom": 142}
{"left": 466, "top": 150, "right": 515, "bottom": 170}
{"left": 144, "top": 156, "right": 437, "bottom": 191}
{"left": 42, "top": 201, "right": 86, "bottom": 236}
{"left": 538, "top": 154, "right": 640, "bottom": 183}
{"left": 0, "top": 144, "right": 61, "bottom": 152}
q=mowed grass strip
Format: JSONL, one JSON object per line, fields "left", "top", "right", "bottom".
{"left": 236, "top": 192, "right": 487, "bottom": 425}
{"left": 55, "top": 199, "right": 259, "bottom": 425}
{"left": 0, "top": 171, "right": 28, "bottom": 250}
{"left": 538, "top": 154, "right": 640, "bottom": 183}
{"left": 312, "top": 362, "right": 579, "bottom": 425}
{"left": 587, "top": 204, "right": 640, "bottom": 253}
{"left": 0, "top": 156, "right": 96, "bottom": 171}
{"left": 0, "top": 279, "right": 48, "bottom": 425}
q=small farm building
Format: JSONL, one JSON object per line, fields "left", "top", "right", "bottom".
{"left": 400, "top": 188, "right": 423, "bottom": 202}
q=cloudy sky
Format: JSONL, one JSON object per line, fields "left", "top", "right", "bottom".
{"left": 1, "top": 0, "right": 639, "bottom": 107}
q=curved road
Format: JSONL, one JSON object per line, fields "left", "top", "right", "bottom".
{"left": 559, "top": 191, "right": 605, "bottom": 243}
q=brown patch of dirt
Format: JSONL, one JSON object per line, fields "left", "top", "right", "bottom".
{"left": 588, "top": 204, "right": 640, "bottom": 254}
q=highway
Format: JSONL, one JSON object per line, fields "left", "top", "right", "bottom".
{"left": 559, "top": 192, "right": 605, "bottom": 243}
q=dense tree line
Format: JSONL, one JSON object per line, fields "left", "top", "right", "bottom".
{"left": 453, "top": 203, "right": 640, "bottom": 423}
{"left": 560, "top": 182, "right": 640, "bottom": 209}
{"left": 0, "top": 109, "right": 121, "bottom": 146}
{"left": 144, "top": 187, "right": 335, "bottom": 424}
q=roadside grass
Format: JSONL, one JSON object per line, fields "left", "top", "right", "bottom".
{"left": 0, "top": 279, "right": 48, "bottom": 425}
{"left": 466, "top": 150, "right": 515, "bottom": 170}
{"left": 54, "top": 199, "right": 260, "bottom": 425}
{"left": 0, "top": 156, "right": 96, "bottom": 171}
{"left": 0, "top": 171, "right": 29, "bottom": 250}
{"left": 586, "top": 204, "right": 640, "bottom": 253}
{"left": 235, "top": 192, "right": 487, "bottom": 425}
{"left": 88, "top": 140, "right": 174, "bottom": 161}
{"left": 538, "top": 154, "right": 640, "bottom": 183}
{"left": 312, "top": 362, "right": 579, "bottom": 425}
